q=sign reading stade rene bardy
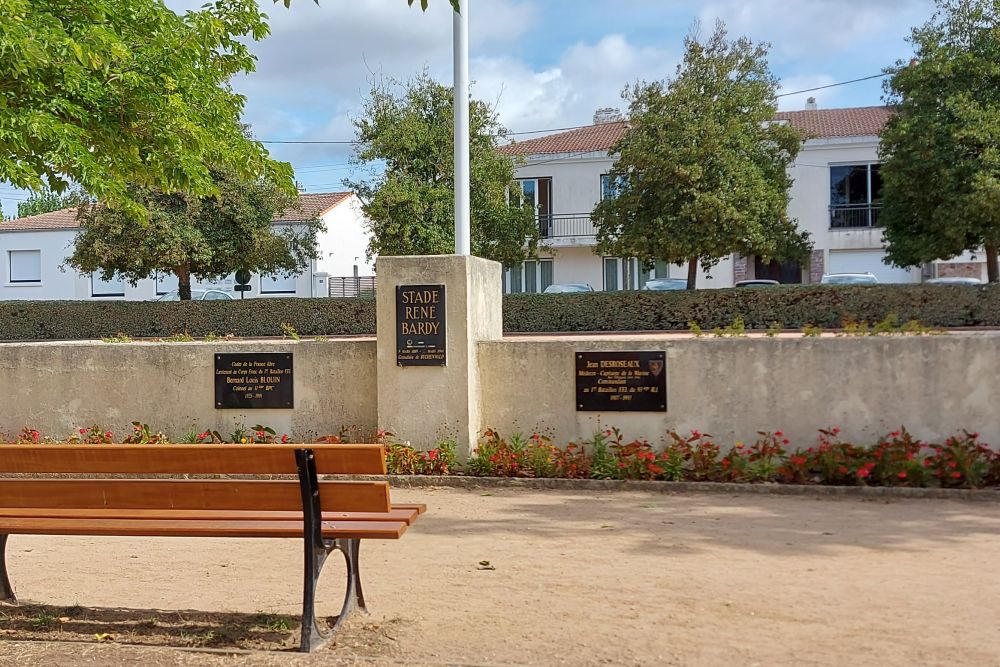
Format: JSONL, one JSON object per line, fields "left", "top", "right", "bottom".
{"left": 396, "top": 284, "right": 446, "bottom": 366}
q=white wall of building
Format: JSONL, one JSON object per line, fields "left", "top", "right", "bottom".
{"left": 0, "top": 198, "right": 369, "bottom": 301}
{"left": 314, "top": 195, "right": 375, "bottom": 277}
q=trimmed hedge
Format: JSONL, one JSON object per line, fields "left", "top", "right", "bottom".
{"left": 0, "top": 298, "right": 376, "bottom": 340}
{"left": 502, "top": 285, "right": 1000, "bottom": 332}
{"left": 2, "top": 285, "right": 1000, "bottom": 341}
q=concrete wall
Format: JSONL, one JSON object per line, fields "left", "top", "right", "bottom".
{"left": 478, "top": 333, "right": 1000, "bottom": 448}
{"left": 3, "top": 332, "right": 1000, "bottom": 450}
{"left": 0, "top": 339, "right": 377, "bottom": 441}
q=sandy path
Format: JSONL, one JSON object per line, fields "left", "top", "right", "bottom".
{"left": 1, "top": 487, "right": 999, "bottom": 666}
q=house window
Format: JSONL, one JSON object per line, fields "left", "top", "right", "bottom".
{"left": 600, "top": 174, "right": 624, "bottom": 201}
{"left": 830, "top": 163, "right": 882, "bottom": 228}
{"left": 8, "top": 250, "right": 41, "bottom": 284}
{"left": 603, "top": 257, "right": 639, "bottom": 291}
{"left": 91, "top": 273, "right": 125, "bottom": 297}
{"left": 505, "top": 259, "right": 553, "bottom": 294}
{"left": 155, "top": 272, "right": 179, "bottom": 295}
{"left": 515, "top": 177, "right": 552, "bottom": 236}
{"left": 261, "top": 273, "right": 298, "bottom": 294}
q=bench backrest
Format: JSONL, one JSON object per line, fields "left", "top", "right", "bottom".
{"left": 0, "top": 444, "right": 390, "bottom": 513}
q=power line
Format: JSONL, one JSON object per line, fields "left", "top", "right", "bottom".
{"left": 259, "top": 72, "right": 893, "bottom": 147}
{"left": 775, "top": 73, "right": 889, "bottom": 98}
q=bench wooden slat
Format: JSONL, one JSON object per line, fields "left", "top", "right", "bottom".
{"left": 0, "top": 444, "right": 386, "bottom": 475}
{"left": 0, "top": 480, "right": 391, "bottom": 513}
{"left": 0, "top": 507, "right": 421, "bottom": 525}
{"left": 0, "top": 517, "right": 408, "bottom": 539}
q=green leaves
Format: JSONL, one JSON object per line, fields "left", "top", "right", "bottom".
{"left": 880, "top": 0, "right": 1000, "bottom": 280}
{"left": 347, "top": 71, "right": 537, "bottom": 266}
{"left": 592, "top": 21, "right": 810, "bottom": 289}
{"left": 1, "top": 1, "right": 290, "bottom": 215}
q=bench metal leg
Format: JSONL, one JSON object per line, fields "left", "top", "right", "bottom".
{"left": 295, "top": 449, "right": 369, "bottom": 653}
{"left": 0, "top": 535, "right": 14, "bottom": 602}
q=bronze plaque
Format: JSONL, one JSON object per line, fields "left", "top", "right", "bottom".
{"left": 396, "top": 284, "right": 446, "bottom": 366}
{"left": 576, "top": 351, "right": 666, "bottom": 412}
{"left": 215, "top": 353, "right": 293, "bottom": 409}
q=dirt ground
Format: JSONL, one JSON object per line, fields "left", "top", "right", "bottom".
{"left": 1, "top": 487, "right": 999, "bottom": 667}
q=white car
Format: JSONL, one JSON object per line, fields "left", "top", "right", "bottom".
{"left": 542, "top": 283, "right": 594, "bottom": 293}
{"left": 820, "top": 273, "right": 878, "bottom": 285}
{"left": 925, "top": 277, "right": 982, "bottom": 285}
{"left": 155, "top": 289, "right": 234, "bottom": 301}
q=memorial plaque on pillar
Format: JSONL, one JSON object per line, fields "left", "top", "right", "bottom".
{"left": 396, "top": 284, "right": 446, "bottom": 366}
{"left": 215, "top": 353, "right": 293, "bottom": 409}
{"left": 575, "top": 351, "right": 666, "bottom": 412}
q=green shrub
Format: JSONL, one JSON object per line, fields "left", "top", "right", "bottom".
{"left": 502, "top": 284, "right": 1000, "bottom": 332}
{"left": 0, "top": 297, "right": 376, "bottom": 341}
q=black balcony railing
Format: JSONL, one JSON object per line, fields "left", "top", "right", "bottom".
{"left": 328, "top": 276, "right": 376, "bottom": 298}
{"left": 830, "top": 204, "right": 881, "bottom": 229}
{"left": 539, "top": 214, "right": 598, "bottom": 238}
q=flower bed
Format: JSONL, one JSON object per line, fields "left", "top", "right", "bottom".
{"left": 7, "top": 423, "right": 1000, "bottom": 490}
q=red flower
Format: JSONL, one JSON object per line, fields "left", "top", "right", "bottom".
{"left": 857, "top": 468, "right": 871, "bottom": 478}
{"left": 648, "top": 464, "right": 664, "bottom": 475}
{"left": 831, "top": 427, "right": 841, "bottom": 435}
{"left": 890, "top": 431, "right": 901, "bottom": 438}
{"left": 79, "top": 428, "right": 88, "bottom": 434}
{"left": 951, "top": 471, "right": 962, "bottom": 479}
{"left": 782, "top": 438, "right": 790, "bottom": 445}
{"left": 897, "top": 471, "right": 908, "bottom": 480}
{"left": 790, "top": 456, "right": 807, "bottom": 466}
{"left": 948, "top": 461, "right": 958, "bottom": 469}
{"left": 774, "top": 431, "right": 784, "bottom": 437}
{"left": 428, "top": 450, "right": 439, "bottom": 461}
{"left": 281, "top": 434, "right": 289, "bottom": 444}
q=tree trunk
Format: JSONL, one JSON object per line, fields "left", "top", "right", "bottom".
{"left": 986, "top": 244, "right": 999, "bottom": 284}
{"left": 686, "top": 258, "right": 698, "bottom": 290}
{"left": 177, "top": 267, "right": 192, "bottom": 300}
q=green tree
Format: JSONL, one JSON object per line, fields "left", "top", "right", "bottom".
{"left": 67, "top": 170, "right": 322, "bottom": 300}
{"left": 880, "top": 0, "right": 1000, "bottom": 282}
{"left": 347, "top": 72, "right": 538, "bottom": 266}
{"left": 14, "top": 187, "right": 89, "bottom": 219}
{"left": 1, "top": 0, "right": 292, "bottom": 214}
{"left": 592, "top": 22, "right": 811, "bottom": 290}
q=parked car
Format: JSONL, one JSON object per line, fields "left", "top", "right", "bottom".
{"left": 155, "top": 289, "right": 234, "bottom": 301}
{"left": 819, "top": 273, "right": 878, "bottom": 285}
{"left": 925, "top": 277, "right": 982, "bottom": 285}
{"left": 642, "top": 278, "right": 688, "bottom": 291}
{"left": 542, "top": 283, "right": 594, "bottom": 294}
{"left": 734, "top": 279, "right": 780, "bottom": 288}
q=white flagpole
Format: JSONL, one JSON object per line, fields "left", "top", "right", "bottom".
{"left": 453, "top": 0, "right": 471, "bottom": 256}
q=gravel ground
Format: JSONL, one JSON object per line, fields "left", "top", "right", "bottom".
{"left": 1, "top": 486, "right": 998, "bottom": 666}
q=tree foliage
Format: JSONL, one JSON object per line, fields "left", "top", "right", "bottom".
{"left": 880, "top": 0, "right": 1000, "bottom": 282}
{"left": 592, "top": 22, "right": 811, "bottom": 289}
{"left": 1, "top": 0, "right": 292, "bottom": 215}
{"left": 67, "top": 170, "right": 322, "bottom": 300}
{"left": 347, "top": 71, "right": 537, "bottom": 266}
{"left": 13, "top": 187, "right": 89, "bottom": 219}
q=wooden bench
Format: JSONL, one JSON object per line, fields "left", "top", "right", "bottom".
{"left": 0, "top": 444, "right": 423, "bottom": 652}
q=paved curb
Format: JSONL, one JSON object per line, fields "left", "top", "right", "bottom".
{"left": 384, "top": 474, "right": 1000, "bottom": 502}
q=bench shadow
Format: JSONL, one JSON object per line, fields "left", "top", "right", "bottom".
{"left": 0, "top": 602, "right": 312, "bottom": 651}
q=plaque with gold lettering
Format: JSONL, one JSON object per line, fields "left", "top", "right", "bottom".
{"left": 576, "top": 351, "right": 666, "bottom": 412}
{"left": 396, "top": 284, "right": 446, "bottom": 366}
{"left": 215, "top": 353, "right": 294, "bottom": 409}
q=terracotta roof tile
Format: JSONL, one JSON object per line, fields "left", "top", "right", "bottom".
{"left": 499, "top": 121, "right": 628, "bottom": 157}
{"left": 0, "top": 192, "right": 354, "bottom": 231}
{"left": 773, "top": 106, "right": 892, "bottom": 139}
{"left": 0, "top": 208, "right": 81, "bottom": 231}
{"left": 501, "top": 106, "right": 892, "bottom": 156}
{"left": 273, "top": 192, "right": 353, "bottom": 222}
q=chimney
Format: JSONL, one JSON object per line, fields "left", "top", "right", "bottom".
{"left": 805, "top": 97, "right": 818, "bottom": 111}
{"left": 593, "top": 107, "right": 623, "bottom": 125}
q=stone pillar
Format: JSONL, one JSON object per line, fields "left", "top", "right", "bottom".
{"left": 375, "top": 255, "right": 502, "bottom": 456}
{"left": 808, "top": 249, "right": 825, "bottom": 284}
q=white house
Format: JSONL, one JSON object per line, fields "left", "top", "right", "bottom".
{"left": 0, "top": 192, "right": 374, "bottom": 301}
{"left": 499, "top": 103, "right": 986, "bottom": 292}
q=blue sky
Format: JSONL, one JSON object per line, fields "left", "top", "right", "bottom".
{"left": 1, "top": 0, "right": 937, "bottom": 217}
